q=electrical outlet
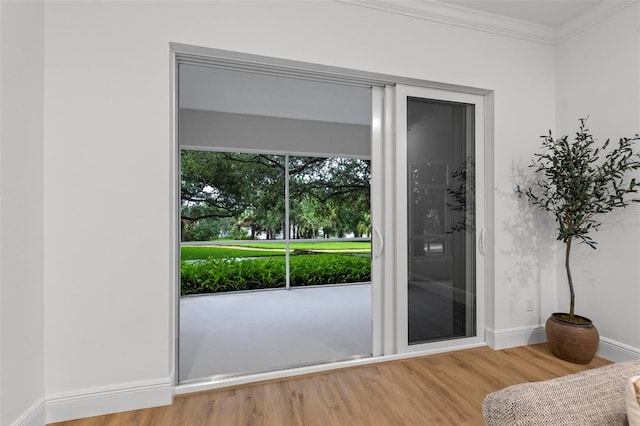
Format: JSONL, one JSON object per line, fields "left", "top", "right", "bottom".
{"left": 526, "top": 297, "right": 534, "bottom": 312}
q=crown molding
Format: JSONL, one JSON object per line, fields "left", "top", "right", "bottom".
{"left": 556, "top": 0, "right": 635, "bottom": 44}
{"left": 337, "top": 0, "right": 556, "bottom": 44}
{"left": 336, "top": 0, "right": 636, "bottom": 46}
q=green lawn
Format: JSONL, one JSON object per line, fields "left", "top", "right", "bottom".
{"left": 234, "top": 241, "right": 371, "bottom": 251}
{"left": 181, "top": 246, "right": 283, "bottom": 261}
{"left": 181, "top": 241, "right": 371, "bottom": 261}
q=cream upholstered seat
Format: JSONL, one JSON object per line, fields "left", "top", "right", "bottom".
{"left": 483, "top": 360, "right": 640, "bottom": 426}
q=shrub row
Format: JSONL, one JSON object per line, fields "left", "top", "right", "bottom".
{"left": 181, "top": 254, "right": 371, "bottom": 295}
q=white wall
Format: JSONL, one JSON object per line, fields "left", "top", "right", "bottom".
{"left": 556, "top": 2, "right": 640, "bottom": 359}
{"left": 42, "top": 1, "right": 556, "bottom": 421}
{"left": 0, "top": 1, "right": 46, "bottom": 425}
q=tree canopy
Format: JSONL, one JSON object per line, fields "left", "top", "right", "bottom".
{"left": 181, "top": 151, "right": 370, "bottom": 241}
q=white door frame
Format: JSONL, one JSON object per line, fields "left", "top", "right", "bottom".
{"left": 371, "top": 86, "right": 385, "bottom": 357}
{"left": 171, "top": 44, "right": 492, "bottom": 393}
{"left": 174, "top": 52, "right": 386, "bottom": 384}
{"left": 394, "top": 85, "right": 486, "bottom": 354}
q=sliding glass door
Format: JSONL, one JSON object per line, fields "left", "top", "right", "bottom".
{"left": 177, "top": 62, "right": 379, "bottom": 382}
{"left": 175, "top": 53, "right": 487, "bottom": 384}
{"left": 395, "top": 86, "right": 485, "bottom": 353}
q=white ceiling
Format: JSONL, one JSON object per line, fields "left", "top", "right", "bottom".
{"left": 438, "top": 0, "right": 603, "bottom": 28}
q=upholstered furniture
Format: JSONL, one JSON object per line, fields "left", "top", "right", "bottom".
{"left": 627, "top": 375, "right": 640, "bottom": 426}
{"left": 483, "top": 360, "right": 640, "bottom": 426}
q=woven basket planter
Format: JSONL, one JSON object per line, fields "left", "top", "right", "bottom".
{"left": 546, "top": 313, "right": 599, "bottom": 364}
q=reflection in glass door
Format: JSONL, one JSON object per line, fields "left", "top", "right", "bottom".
{"left": 396, "top": 86, "right": 484, "bottom": 351}
{"left": 407, "top": 98, "right": 474, "bottom": 344}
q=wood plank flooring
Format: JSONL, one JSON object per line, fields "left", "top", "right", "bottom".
{"left": 49, "top": 343, "right": 612, "bottom": 426}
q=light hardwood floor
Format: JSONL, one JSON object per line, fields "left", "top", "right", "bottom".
{"left": 50, "top": 343, "right": 611, "bottom": 426}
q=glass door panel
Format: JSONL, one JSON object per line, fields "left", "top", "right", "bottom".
{"left": 287, "top": 155, "right": 372, "bottom": 287}
{"left": 177, "top": 61, "right": 379, "bottom": 384}
{"left": 407, "top": 98, "right": 474, "bottom": 344}
{"left": 180, "top": 151, "right": 287, "bottom": 297}
{"left": 396, "top": 86, "right": 485, "bottom": 352}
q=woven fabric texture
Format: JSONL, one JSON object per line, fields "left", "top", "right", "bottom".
{"left": 483, "top": 360, "right": 640, "bottom": 426}
{"left": 627, "top": 376, "right": 640, "bottom": 426}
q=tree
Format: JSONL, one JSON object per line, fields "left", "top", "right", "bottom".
{"left": 181, "top": 151, "right": 284, "bottom": 240}
{"left": 181, "top": 152, "right": 371, "bottom": 241}
{"left": 290, "top": 157, "right": 370, "bottom": 238}
{"left": 517, "top": 118, "right": 640, "bottom": 320}
{"left": 290, "top": 157, "right": 370, "bottom": 204}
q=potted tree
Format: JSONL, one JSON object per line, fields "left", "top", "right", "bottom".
{"left": 518, "top": 118, "right": 640, "bottom": 363}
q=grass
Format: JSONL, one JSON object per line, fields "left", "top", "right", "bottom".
{"left": 181, "top": 245, "right": 282, "bottom": 261}
{"left": 181, "top": 240, "right": 371, "bottom": 261}
{"left": 235, "top": 241, "right": 371, "bottom": 251}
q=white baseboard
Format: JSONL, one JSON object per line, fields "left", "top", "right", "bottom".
{"left": 486, "top": 325, "right": 547, "bottom": 350}
{"left": 45, "top": 378, "right": 173, "bottom": 424}
{"left": 12, "top": 398, "right": 46, "bottom": 426}
{"left": 598, "top": 337, "right": 640, "bottom": 362}
{"left": 33, "top": 336, "right": 639, "bottom": 423}
{"left": 487, "top": 325, "right": 640, "bottom": 363}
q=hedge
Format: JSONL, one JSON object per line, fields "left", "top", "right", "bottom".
{"left": 181, "top": 254, "right": 370, "bottom": 295}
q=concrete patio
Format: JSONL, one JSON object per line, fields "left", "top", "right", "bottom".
{"left": 179, "top": 283, "right": 372, "bottom": 382}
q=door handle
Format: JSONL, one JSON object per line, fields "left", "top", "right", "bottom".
{"left": 373, "top": 227, "right": 384, "bottom": 258}
{"left": 478, "top": 227, "right": 486, "bottom": 256}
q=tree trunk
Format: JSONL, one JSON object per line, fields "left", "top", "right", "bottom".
{"left": 565, "top": 237, "right": 576, "bottom": 319}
